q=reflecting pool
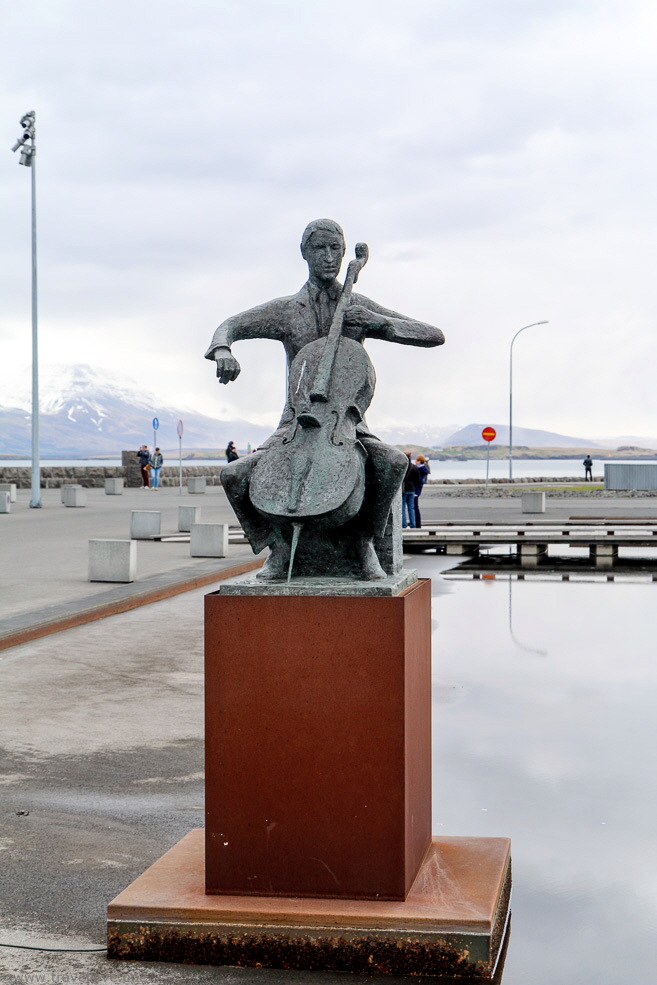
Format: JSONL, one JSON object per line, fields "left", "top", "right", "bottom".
{"left": 415, "top": 553, "right": 656, "bottom": 984}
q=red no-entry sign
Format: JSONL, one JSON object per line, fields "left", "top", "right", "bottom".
{"left": 482, "top": 426, "right": 496, "bottom": 442}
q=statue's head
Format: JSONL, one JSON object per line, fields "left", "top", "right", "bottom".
{"left": 300, "top": 219, "right": 346, "bottom": 284}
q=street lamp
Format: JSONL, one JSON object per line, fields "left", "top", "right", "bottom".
{"left": 508, "top": 320, "right": 549, "bottom": 481}
{"left": 12, "top": 111, "right": 41, "bottom": 508}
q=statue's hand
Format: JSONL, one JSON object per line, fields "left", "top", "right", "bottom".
{"left": 214, "top": 347, "right": 241, "bottom": 384}
{"left": 343, "top": 304, "right": 383, "bottom": 335}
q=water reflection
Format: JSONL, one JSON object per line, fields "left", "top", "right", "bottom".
{"left": 411, "top": 554, "right": 657, "bottom": 985}
{"left": 508, "top": 575, "right": 547, "bottom": 657}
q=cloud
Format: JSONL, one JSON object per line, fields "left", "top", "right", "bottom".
{"left": 2, "top": 0, "right": 657, "bottom": 437}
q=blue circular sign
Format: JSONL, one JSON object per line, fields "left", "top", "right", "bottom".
{"left": 152, "top": 417, "right": 159, "bottom": 430}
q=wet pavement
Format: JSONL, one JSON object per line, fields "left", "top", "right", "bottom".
{"left": 0, "top": 483, "right": 655, "bottom": 983}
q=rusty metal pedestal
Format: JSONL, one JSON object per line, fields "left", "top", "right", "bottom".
{"left": 205, "top": 579, "right": 432, "bottom": 901}
{"left": 108, "top": 828, "right": 511, "bottom": 977}
{"left": 108, "top": 577, "right": 511, "bottom": 978}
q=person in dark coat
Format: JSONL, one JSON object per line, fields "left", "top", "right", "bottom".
{"left": 226, "top": 441, "right": 239, "bottom": 463}
{"left": 583, "top": 454, "right": 593, "bottom": 481}
{"left": 402, "top": 452, "right": 421, "bottom": 528}
{"left": 137, "top": 445, "right": 150, "bottom": 488}
{"left": 414, "top": 454, "right": 431, "bottom": 527}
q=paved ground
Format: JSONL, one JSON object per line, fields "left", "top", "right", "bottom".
{"left": 0, "top": 484, "right": 250, "bottom": 620}
{"left": 1, "top": 481, "right": 654, "bottom": 984}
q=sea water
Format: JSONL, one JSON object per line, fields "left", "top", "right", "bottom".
{"left": 1, "top": 457, "right": 653, "bottom": 481}
{"left": 422, "top": 552, "right": 656, "bottom": 984}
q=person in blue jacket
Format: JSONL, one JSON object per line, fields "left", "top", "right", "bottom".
{"left": 150, "top": 448, "right": 163, "bottom": 490}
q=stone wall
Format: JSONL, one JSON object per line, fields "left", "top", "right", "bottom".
{"left": 0, "top": 463, "right": 225, "bottom": 489}
{"left": 426, "top": 484, "right": 657, "bottom": 498}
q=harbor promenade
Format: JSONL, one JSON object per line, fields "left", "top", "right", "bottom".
{"left": 0, "top": 482, "right": 654, "bottom": 984}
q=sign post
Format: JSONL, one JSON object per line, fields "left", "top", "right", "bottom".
{"left": 482, "top": 426, "right": 496, "bottom": 485}
{"left": 152, "top": 416, "right": 159, "bottom": 456}
{"left": 177, "top": 419, "right": 184, "bottom": 496}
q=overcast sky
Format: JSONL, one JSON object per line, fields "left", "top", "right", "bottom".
{"left": 2, "top": 0, "right": 657, "bottom": 440}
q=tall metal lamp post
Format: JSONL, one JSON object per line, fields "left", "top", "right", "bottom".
{"left": 508, "top": 320, "right": 549, "bottom": 481}
{"left": 12, "top": 111, "right": 41, "bottom": 508}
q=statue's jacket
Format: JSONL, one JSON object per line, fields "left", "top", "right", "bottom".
{"left": 204, "top": 280, "right": 444, "bottom": 443}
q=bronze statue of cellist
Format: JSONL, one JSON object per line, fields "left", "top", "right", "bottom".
{"left": 204, "top": 219, "right": 445, "bottom": 581}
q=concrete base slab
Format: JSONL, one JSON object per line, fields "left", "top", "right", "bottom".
{"left": 108, "top": 829, "right": 511, "bottom": 979}
{"left": 190, "top": 522, "right": 228, "bottom": 557}
{"left": 591, "top": 543, "right": 619, "bottom": 568}
{"left": 60, "top": 483, "right": 82, "bottom": 503}
{"left": 519, "top": 542, "right": 547, "bottom": 568}
{"left": 178, "top": 504, "right": 201, "bottom": 532}
{"left": 445, "top": 543, "right": 479, "bottom": 556}
{"left": 130, "top": 510, "right": 161, "bottom": 539}
{"left": 218, "top": 568, "right": 417, "bottom": 597}
{"left": 62, "top": 485, "right": 86, "bottom": 507}
{"left": 0, "top": 482, "right": 17, "bottom": 502}
{"left": 187, "top": 477, "right": 207, "bottom": 494}
{"left": 521, "top": 491, "right": 546, "bottom": 513}
{"left": 88, "top": 539, "right": 136, "bottom": 582}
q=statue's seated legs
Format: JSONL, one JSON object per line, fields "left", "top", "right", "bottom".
{"left": 220, "top": 452, "right": 270, "bottom": 553}
{"left": 220, "top": 440, "right": 407, "bottom": 581}
{"left": 359, "top": 438, "right": 407, "bottom": 538}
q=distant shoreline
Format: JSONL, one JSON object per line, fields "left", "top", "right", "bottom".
{"left": 394, "top": 445, "right": 657, "bottom": 461}
{"left": 2, "top": 444, "right": 656, "bottom": 463}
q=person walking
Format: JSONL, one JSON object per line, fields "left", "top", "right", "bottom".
{"left": 414, "top": 454, "right": 431, "bottom": 527}
{"left": 150, "top": 447, "right": 163, "bottom": 489}
{"left": 583, "top": 454, "right": 593, "bottom": 481}
{"left": 402, "top": 452, "right": 420, "bottom": 529}
{"left": 137, "top": 445, "right": 150, "bottom": 489}
{"left": 225, "top": 441, "right": 239, "bottom": 463}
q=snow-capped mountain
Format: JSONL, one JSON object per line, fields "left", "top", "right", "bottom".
{"left": 2, "top": 366, "right": 651, "bottom": 457}
{"left": 0, "top": 365, "right": 273, "bottom": 456}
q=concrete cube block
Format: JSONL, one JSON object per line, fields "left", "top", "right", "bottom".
{"left": 0, "top": 483, "right": 17, "bottom": 502}
{"left": 130, "top": 510, "right": 161, "bottom": 539}
{"left": 521, "top": 491, "right": 546, "bottom": 514}
{"left": 187, "top": 476, "right": 207, "bottom": 494}
{"left": 62, "top": 485, "right": 87, "bottom": 507}
{"left": 591, "top": 543, "right": 618, "bottom": 568}
{"left": 0, "top": 491, "right": 10, "bottom": 513}
{"left": 105, "top": 477, "right": 124, "bottom": 495}
{"left": 190, "top": 522, "right": 228, "bottom": 557}
{"left": 61, "top": 483, "right": 82, "bottom": 503}
{"left": 88, "top": 539, "right": 136, "bottom": 582}
{"left": 519, "top": 542, "right": 548, "bottom": 567}
{"left": 178, "top": 505, "right": 201, "bottom": 532}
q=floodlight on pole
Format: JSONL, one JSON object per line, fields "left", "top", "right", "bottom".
{"left": 508, "top": 320, "right": 549, "bottom": 481}
{"left": 12, "top": 111, "right": 41, "bottom": 508}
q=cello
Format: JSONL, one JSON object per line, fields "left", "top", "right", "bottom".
{"left": 249, "top": 243, "right": 374, "bottom": 578}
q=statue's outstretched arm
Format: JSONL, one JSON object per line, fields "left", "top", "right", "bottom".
{"left": 346, "top": 293, "right": 445, "bottom": 348}
{"left": 204, "top": 297, "right": 291, "bottom": 384}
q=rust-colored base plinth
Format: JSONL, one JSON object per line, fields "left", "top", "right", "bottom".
{"left": 205, "top": 579, "right": 432, "bottom": 900}
{"left": 108, "top": 829, "right": 511, "bottom": 979}
{"left": 205, "top": 579, "right": 431, "bottom": 900}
